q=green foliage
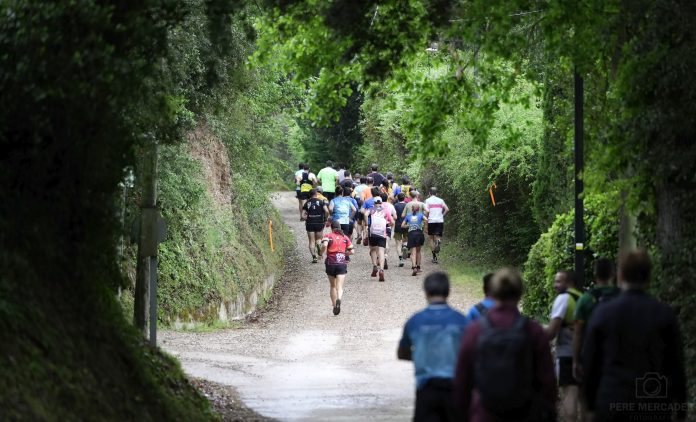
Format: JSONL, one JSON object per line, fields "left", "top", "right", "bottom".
{"left": 522, "top": 193, "right": 621, "bottom": 320}
{"left": 358, "top": 68, "right": 542, "bottom": 266}
{"left": 0, "top": 0, "right": 264, "bottom": 418}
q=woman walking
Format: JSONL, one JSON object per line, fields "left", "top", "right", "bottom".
{"left": 320, "top": 220, "right": 354, "bottom": 315}
{"left": 402, "top": 204, "right": 427, "bottom": 276}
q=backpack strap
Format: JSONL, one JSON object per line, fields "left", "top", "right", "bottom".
{"left": 475, "top": 302, "right": 488, "bottom": 316}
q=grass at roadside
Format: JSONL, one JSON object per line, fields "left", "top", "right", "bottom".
{"left": 437, "top": 245, "right": 494, "bottom": 302}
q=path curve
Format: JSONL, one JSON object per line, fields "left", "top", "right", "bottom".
{"left": 162, "top": 192, "right": 477, "bottom": 421}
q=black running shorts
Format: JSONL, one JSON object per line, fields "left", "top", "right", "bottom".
{"left": 306, "top": 223, "right": 324, "bottom": 233}
{"left": 557, "top": 357, "right": 579, "bottom": 386}
{"left": 368, "top": 236, "right": 387, "bottom": 248}
{"left": 324, "top": 192, "right": 335, "bottom": 201}
{"left": 428, "top": 223, "right": 444, "bottom": 236}
{"left": 298, "top": 191, "right": 311, "bottom": 200}
{"left": 407, "top": 230, "right": 425, "bottom": 249}
{"left": 325, "top": 263, "right": 348, "bottom": 276}
{"left": 340, "top": 223, "right": 354, "bottom": 237}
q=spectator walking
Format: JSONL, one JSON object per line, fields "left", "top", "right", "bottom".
{"left": 544, "top": 270, "right": 583, "bottom": 422}
{"left": 398, "top": 272, "right": 469, "bottom": 422}
{"left": 454, "top": 268, "right": 557, "bottom": 422}
{"left": 572, "top": 258, "right": 620, "bottom": 382}
{"left": 466, "top": 273, "right": 495, "bottom": 321}
{"left": 582, "top": 250, "right": 687, "bottom": 422}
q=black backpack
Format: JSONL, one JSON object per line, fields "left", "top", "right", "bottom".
{"left": 475, "top": 315, "right": 534, "bottom": 418}
{"left": 590, "top": 286, "right": 620, "bottom": 304}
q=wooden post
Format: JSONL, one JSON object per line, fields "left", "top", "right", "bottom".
{"left": 134, "top": 142, "right": 158, "bottom": 335}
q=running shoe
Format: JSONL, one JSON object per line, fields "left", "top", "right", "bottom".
{"left": 362, "top": 236, "right": 369, "bottom": 246}
{"left": 412, "top": 267, "right": 418, "bottom": 276}
{"left": 356, "top": 235, "right": 362, "bottom": 245}
{"left": 312, "top": 255, "right": 318, "bottom": 264}
{"left": 399, "top": 257, "right": 404, "bottom": 267}
{"left": 434, "top": 239, "right": 441, "bottom": 253}
{"left": 417, "top": 266, "right": 423, "bottom": 273}
{"left": 384, "top": 259, "right": 388, "bottom": 270}
{"left": 401, "top": 244, "right": 409, "bottom": 258}
{"left": 371, "top": 266, "right": 378, "bottom": 277}
{"left": 333, "top": 299, "right": 341, "bottom": 316}
{"left": 378, "top": 270, "right": 385, "bottom": 282}
{"left": 432, "top": 256, "right": 438, "bottom": 264}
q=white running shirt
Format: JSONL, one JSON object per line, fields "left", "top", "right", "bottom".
{"left": 425, "top": 196, "right": 447, "bottom": 223}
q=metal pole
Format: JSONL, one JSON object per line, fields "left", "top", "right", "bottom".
{"left": 574, "top": 71, "right": 585, "bottom": 288}
{"left": 149, "top": 256, "right": 158, "bottom": 347}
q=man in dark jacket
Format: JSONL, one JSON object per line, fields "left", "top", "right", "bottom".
{"left": 582, "top": 249, "right": 687, "bottom": 421}
{"left": 453, "top": 268, "right": 557, "bottom": 422}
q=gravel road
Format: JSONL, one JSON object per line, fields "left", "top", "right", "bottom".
{"left": 162, "top": 192, "right": 478, "bottom": 421}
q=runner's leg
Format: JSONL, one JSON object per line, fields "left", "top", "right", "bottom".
{"left": 328, "top": 276, "right": 337, "bottom": 306}
{"left": 335, "top": 274, "right": 346, "bottom": 301}
{"left": 377, "top": 246, "right": 385, "bottom": 269}
{"left": 307, "top": 231, "right": 315, "bottom": 258}
{"left": 416, "top": 246, "right": 422, "bottom": 269}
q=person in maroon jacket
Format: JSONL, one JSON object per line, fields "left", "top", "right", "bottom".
{"left": 453, "top": 268, "right": 557, "bottom": 422}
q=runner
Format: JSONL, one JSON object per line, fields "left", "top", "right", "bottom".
{"left": 402, "top": 190, "right": 425, "bottom": 219}
{"left": 316, "top": 161, "right": 339, "bottom": 201}
{"left": 425, "top": 187, "right": 449, "bottom": 264}
{"left": 336, "top": 163, "right": 347, "bottom": 183}
{"left": 393, "top": 193, "right": 408, "bottom": 267}
{"left": 367, "top": 164, "right": 385, "bottom": 187}
{"left": 360, "top": 177, "right": 374, "bottom": 202}
{"left": 399, "top": 176, "right": 412, "bottom": 200}
{"left": 386, "top": 172, "right": 399, "bottom": 198}
{"left": 360, "top": 186, "right": 381, "bottom": 246}
{"left": 329, "top": 187, "right": 357, "bottom": 240}
{"left": 302, "top": 189, "right": 329, "bottom": 263}
{"left": 320, "top": 220, "right": 354, "bottom": 315}
{"left": 379, "top": 179, "right": 394, "bottom": 202}
{"left": 315, "top": 186, "right": 329, "bottom": 204}
{"left": 378, "top": 192, "right": 397, "bottom": 270}
{"left": 402, "top": 203, "right": 427, "bottom": 276}
{"left": 353, "top": 177, "right": 368, "bottom": 244}
{"left": 294, "top": 162, "right": 305, "bottom": 219}
{"left": 297, "top": 164, "right": 317, "bottom": 221}
{"left": 367, "top": 196, "right": 393, "bottom": 282}
{"left": 340, "top": 170, "right": 355, "bottom": 190}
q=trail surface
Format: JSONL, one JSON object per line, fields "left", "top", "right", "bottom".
{"left": 162, "top": 192, "right": 477, "bottom": 421}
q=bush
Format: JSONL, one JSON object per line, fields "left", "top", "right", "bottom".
{"left": 522, "top": 193, "right": 620, "bottom": 320}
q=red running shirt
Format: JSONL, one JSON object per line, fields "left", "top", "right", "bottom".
{"left": 323, "top": 232, "right": 353, "bottom": 265}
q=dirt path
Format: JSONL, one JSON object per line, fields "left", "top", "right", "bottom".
{"left": 162, "top": 192, "right": 477, "bottom": 421}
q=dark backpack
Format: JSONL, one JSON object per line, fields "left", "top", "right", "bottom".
{"left": 475, "top": 315, "right": 534, "bottom": 418}
{"left": 590, "top": 286, "right": 620, "bottom": 305}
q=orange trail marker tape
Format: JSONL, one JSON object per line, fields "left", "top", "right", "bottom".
{"left": 489, "top": 182, "right": 497, "bottom": 206}
{"left": 269, "top": 220, "right": 275, "bottom": 252}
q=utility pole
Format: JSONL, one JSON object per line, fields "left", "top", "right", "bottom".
{"left": 134, "top": 142, "right": 159, "bottom": 339}
{"left": 574, "top": 71, "right": 585, "bottom": 288}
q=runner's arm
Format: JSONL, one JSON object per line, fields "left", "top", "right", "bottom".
{"left": 345, "top": 245, "right": 354, "bottom": 256}
{"left": 320, "top": 238, "right": 329, "bottom": 256}
{"left": 323, "top": 205, "right": 330, "bottom": 220}
{"left": 397, "top": 324, "right": 412, "bottom": 361}
{"left": 544, "top": 317, "right": 562, "bottom": 339}
{"left": 442, "top": 202, "right": 449, "bottom": 216}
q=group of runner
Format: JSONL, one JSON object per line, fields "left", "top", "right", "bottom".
{"left": 294, "top": 161, "right": 449, "bottom": 315}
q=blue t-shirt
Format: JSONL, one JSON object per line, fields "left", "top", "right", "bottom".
{"left": 465, "top": 297, "right": 496, "bottom": 321}
{"left": 348, "top": 197, "right": 359, "bottom": 222}
{"left": 405, "top": 213, "right": 425, "bottom": 232}
{"left": 330, "top": 196, "right": 354, "bottom": 224}
{"left": 399, "top": 303, "right": 469, "bottom": 389}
